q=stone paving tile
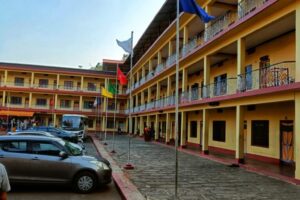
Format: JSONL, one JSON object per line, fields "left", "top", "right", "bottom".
{"left": 102, "top": 135, "right": 300, "bottom": 200}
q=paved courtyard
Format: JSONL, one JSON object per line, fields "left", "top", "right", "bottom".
{"left": 101, "top": 134, "right": 300, "bottom": 200}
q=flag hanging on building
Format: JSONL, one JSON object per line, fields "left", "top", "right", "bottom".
{"left": 179, "top": 0, "right": 215, "bottom": 23}
{"left": 101, "top": 87, "right": 113, "bottom": 99}
{"left": 117, "top": 67, "right": 127, "bottom": 85}
{"left": 116, "top": 37, "right": 132, "bottom": 54}
{"left": 93, "top": 97, "right": 101, "bottom": 107}
{"left": 108, "top": 82, "right": 117, "bottom": 95}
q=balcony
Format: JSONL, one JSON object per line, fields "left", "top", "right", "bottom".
{"left": 181, "top": 37, "right": 197, "bottom": 57}
{"left": 126, "top": 61, "right": 295, "bottom": 114}
{"left": 205, "top": 10, "right": 237, "bottom": 42}
{"left": 238, "top": 0, "right": 269, "bottom": 19}
{"left": 237, "top": 61, "right": 295, "bottom": 92}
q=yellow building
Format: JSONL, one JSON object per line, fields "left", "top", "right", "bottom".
{"left": 122, "top": 0, "right": 300, "bottom": 180}
{"left": 0, "top": 60, "right": 128, "bottom": 133}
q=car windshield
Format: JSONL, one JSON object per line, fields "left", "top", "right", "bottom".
{"left": 58, "top": 140, "right": 82, "bottom": 156}
{"left": 62, "top": 116, "right": 84, "bottom": 131}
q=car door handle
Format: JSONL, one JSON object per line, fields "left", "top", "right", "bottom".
{"left": 32, "top": 157, "right": 39, "bottom": 160}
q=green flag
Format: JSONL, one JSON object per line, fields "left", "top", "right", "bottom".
{"left": 108, "top": 82, "right": 117, "bottom": 95}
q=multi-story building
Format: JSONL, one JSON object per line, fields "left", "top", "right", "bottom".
{"left": 0, "top": 60, "right": 128, "bottom": 133}
{"left": 124, "top": 0, "right": 300, "bottom": 180}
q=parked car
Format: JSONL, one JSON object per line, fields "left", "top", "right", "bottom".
{"left": 7, "top": 130, "right": 86, "bottom": 152}
{"left": 7, "top": 130, "right": 55, "bottom": 137}
{"left": 0, "top": 135, "right": 112, "bottom": 193}
{"left": 29, "top": 126, "right": 79, "bottom": 143}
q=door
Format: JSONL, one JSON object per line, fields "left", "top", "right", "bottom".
{"left": 28, "top": 141, "right": 74, "bottom": 183}
{"left": 0, "top": 140, "right": 31, "bottom": 182}
{"left": 280, "top": 121, "right": 294, "bottom": 164}
{"left": 245, "top": 65, "right": 252, "bottom": 90}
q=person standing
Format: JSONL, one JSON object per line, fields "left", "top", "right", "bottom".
{"left": 0, "top": 163, "right": 10, "bottom": 200}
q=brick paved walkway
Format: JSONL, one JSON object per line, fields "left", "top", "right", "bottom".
{"left": 102, "top": 135, "right": 300, "bottom": 200}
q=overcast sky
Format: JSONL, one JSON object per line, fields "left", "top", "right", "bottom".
{"left": 0, "top": 0, "right": 165, "bottom": 68}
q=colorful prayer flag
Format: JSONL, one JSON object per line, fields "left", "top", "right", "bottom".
{"left": 179, "top": 0, "right": 215, "bottom": 23}
{"left": 117, "top": 67, "right": 127, "bottom": 85}
{"left": 101, "top": 87, "right": 113, "bottom": 99}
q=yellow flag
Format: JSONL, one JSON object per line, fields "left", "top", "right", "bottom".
{"left": 101, "top": 87, "right": 113, "bottom": 98}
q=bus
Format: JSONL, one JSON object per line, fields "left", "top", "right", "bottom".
{"left": 61, "top": 114, "right": 88, "bottom": 139}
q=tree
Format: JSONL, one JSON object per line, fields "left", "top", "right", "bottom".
{"left": 90, "top": 62, "right": 103, "bottom": 70}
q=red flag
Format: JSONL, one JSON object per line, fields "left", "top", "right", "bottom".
{"left": 117, "top": 67, "right": 127, "bottom": 85}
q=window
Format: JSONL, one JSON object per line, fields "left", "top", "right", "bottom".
{"left": 39, "top": 79, "right": 49, "bottom": 88}
{"left": 0, "top": 141, "right": 27, "bottom": 153}
{"left": 60, "top": 100, "right": 71, "bottom": 108}
{"left": 11, "top": 97, "right": 22, "bottom": 105}
{"left": 190, "top": 121, "right": 197, "bottom": 138}
{"left": 107, "top": 119, "right": 114, "bottom": 129}
{"left": 83, "top": 101, "right": 94, "bottom": 109}
{"left": 213, "top": 121, "right": 226, "bottom": 142}
{"left": 108, "top": 102, "right": 115, "bottom": 110}
{"left": 214, "top": 74, "right": 227, "bottom": 96}
{"left": 15, "top": 77, "right": 24, "bottom": 86}
{"left": 64, "top": 81, "right": 73, "bottom": 90}
{"left": 36, "top": 98, "right": 47, "bottom": 106}
{"left": 31, "top": 142, "right": 62, "bottom": 156}
{"left": 87, "top": 83, "right": 96, "bottom": 91}
{"left": 88, "top": 119, "right": 94, "bottom": 128}
{"left": 251, "top": 120, "right": 269, "bottom": 148}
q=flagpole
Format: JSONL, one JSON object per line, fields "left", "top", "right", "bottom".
{"left": 124, "top": 31, "right": 134, "bottom": 170}
{"left": 104, "top": 97, "right": 108, "bottom": 145}
{"left": 175, "top": 0, "right": 180, "bottom": 199}
{"left": 111, "top": 64, "right": 119, "bottom": 153}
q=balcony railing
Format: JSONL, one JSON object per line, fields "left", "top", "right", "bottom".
{"left": 181, "top": 37, "right": 197, "bottom": 57}
{"left": 238, "top": 0, "right": 268, "bottom": 19}
{"left": 166, "top": 53, "right": 177, "bottom": 67}
{"left": 205, "top": 10, "right": 237, "bottom": 42}
{"left": 237, "top": 61, "right": 295, "bottom": 92}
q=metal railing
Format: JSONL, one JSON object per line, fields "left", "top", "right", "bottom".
{"left": 237, "top": 61, "right": 295, "bottom": 92}
{"left": 205, "top": 10, "right": 237, "bottom": 42}
{"left": 166, "top": 53, "right": 176, "bottom": 67}
{"left": 181, "top": 37, "right": 198, "bottom": 57}
{"left": 238, "top": 0, "right": 268, "bottom": 19}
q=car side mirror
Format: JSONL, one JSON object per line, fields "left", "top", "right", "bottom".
{"left": 59, "top": 151, "right": 68, "bottom": 159}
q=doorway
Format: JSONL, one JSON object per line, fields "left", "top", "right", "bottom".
{"left": 280, "top": 120, "right": 294, "bottom": 164}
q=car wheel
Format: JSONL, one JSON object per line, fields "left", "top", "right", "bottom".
{"left": 73, "top": 171, "right": 97, "bottom": 193}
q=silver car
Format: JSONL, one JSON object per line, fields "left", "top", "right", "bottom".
{"left": 0, "top": 135, "right": 111, "bottom": 193}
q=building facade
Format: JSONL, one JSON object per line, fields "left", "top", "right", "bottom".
{"left": 0, "top": 61, "right": 128, "bottom": 133}
{"left": 124, "top": 0, "right": 300, "bottom": 180}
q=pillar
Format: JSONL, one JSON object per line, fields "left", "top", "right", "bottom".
{"left": 134, "top": 117, "right": 138, "bottom": 135}
{"left": 149, "top": 60, "right": 153, "bottom": 72}
{"left": 156, "top": 82, "right": 161, "bottom": 101}
{"left": 79, "top": 96, "right": 83, "bottom": 111}
{"left": 295, "top": 92, "right": 300, "bottom": 179}
{"left": 155, "top": 114, "right": 159, "bottom": 140}
{"left": 2, "top": 91, "right": 5, "bottom": 106}
{"left": 147, "top": 115, "right": 150, "bottom": 127}
{"left": 148, "top": 87, "right": 151, "bottom": 103}
{"left": 80, "top": 76, "right": 84, "bottom": 91}
{"left": 235, "top": 105, "right": 245, "bottom": 163}
{"left": 237, "top": 38, "right": 246, "bottom": 91}
{"left": 183, "top": 26, "right": 189, "bottom": 45}
{"left": 31, "top": 72, "right": 34, "bottom": 87}
{"left": 54, "top": 94, "right": 58, "bottom": 109}
{"left": 57, "top": 74, "right": 60, "bottom": 89}
{"left": 168, "top": 41, "right": 173, "bottom": 57}
{"left": 142, "top": 67, "right": 145, "bottom": 79}
{"left": 139, "top": 116, "right": 144, "bottom": 136}
{"left": 141, "top": 91, "right": 145, "bottom": 105}
{"left": 53, "top": 113, "right": 57, "bottom": 127}
{"left": 166, "top": 113, "right": 170, "bottom": 143}
{"left": 28, "top": 93, "right": 32, "bottom": 108}
{"left": 167, "top": 76, "right": 171, "bottom": 96}
{"left": 180, "top": 112, "right": 187, "bottom": 147}
{"left": 296, "top": 5, "right": 300, "bottom": 82}
{"left": 202, "top": 109, "right": 210, "bottom": 154}
{"left": 157, "top": 51, "right": 162, "bottom": 65}
{"left": 203, "top": 56, "right": 211, "bottom": 97}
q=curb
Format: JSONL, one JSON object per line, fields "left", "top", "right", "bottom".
{"left": 90, "top": 135, "right": 145, "bottom": 200}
